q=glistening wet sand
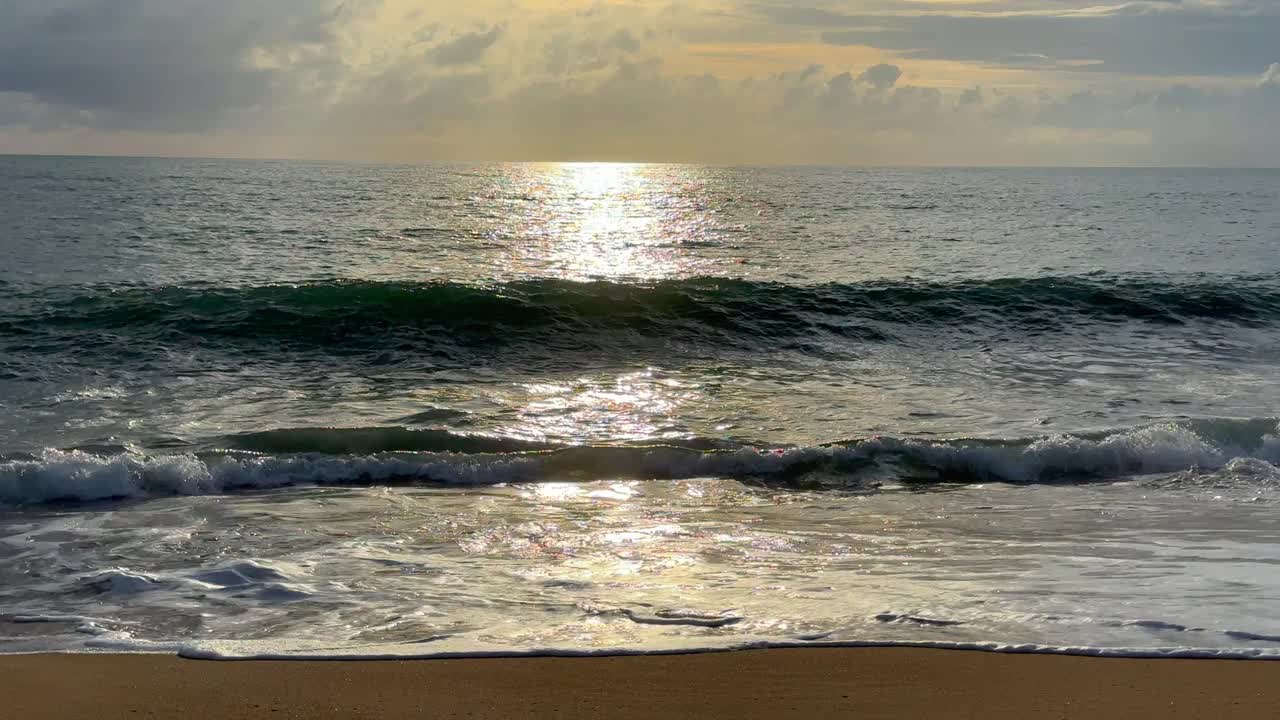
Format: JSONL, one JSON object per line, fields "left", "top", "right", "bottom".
{"left": 5, "top": 648, "right": 1278, "bottom": 719}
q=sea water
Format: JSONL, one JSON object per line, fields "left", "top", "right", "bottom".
{"left": 1, "top": 156, "right": 1279, "bottom": 658}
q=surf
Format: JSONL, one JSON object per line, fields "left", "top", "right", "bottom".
{"left": 3, "top": 418, "right": 1277, "bottom": 506}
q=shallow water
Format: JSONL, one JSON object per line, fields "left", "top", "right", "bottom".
{"left": 1, "top": 157, "right": 1279, "bottom": 657}
{"left": 3, "top": 470, "right": 1279, "bottom": 658}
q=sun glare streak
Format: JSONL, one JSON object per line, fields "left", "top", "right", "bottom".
{"left": 498, "top": 162, "right": 707, "bottom": 281}
{"left": 494, "top": 369, "right": 695, "bottom": 446}
{"left": 564, "top": 162, "right": 640, "bottom": 197}
{"left": 553, "top": 162, "right": 661, "bottom": 279}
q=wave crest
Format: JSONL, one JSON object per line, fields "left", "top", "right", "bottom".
{"left": 2, "top": 419, "right": 1278, "bottom": 505}
{"left": 6, "top": 275, "right": 1279, "bottom": 354}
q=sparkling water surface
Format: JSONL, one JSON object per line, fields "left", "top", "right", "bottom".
{"left": 1, "top": 157, "right": 1279, "bottom": 657}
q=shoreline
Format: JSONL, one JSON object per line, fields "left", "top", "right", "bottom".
{"left": 6, "top": 646, "right": 1279, "bottom": 719}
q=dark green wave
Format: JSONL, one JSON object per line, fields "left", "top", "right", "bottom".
{"left": 5, "top": 275, "right": 1278, "bottom": 352}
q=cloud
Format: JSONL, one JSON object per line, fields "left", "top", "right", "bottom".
{"left": 813, "top": 3, "right": 1280, "bottom": 75}
{"left": 1261, "top": 63, "right": 1280, "bottom": 88}
{"left": 0, "top": 1, "right": 1277, "bottom": 165}
{"left": 0, "top": 0, "right": 351, "bottom": 130}
{"left": 857, "top": 64, "right": 902, "bottom": 91}
{"left": 747, "top": 3, "right": 865, "bottom": 27}
{"left": 958, "top": 87, "right": 983, "bottom": 107}
{"left": 608, "top": 29, "right": 641, "bottom": 54}
{"left": 429, "top": 25, "right": 504, "bottom": 66}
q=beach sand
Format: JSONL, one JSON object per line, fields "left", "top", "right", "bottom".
{"left": 4, "top": 648, "right": 1278, "bottom": 719}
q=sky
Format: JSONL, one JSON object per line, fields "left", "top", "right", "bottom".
{"left": 0, "top": 0, "right": 1277, "bottom": 165}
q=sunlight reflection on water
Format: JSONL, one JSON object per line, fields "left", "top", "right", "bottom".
{"left": 497, "top": 162, "right": 719, "bottom": 281}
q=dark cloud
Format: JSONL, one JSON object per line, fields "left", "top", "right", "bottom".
{"left": 799, "top": 64, "right": 825, "bottom": 82}
{"left": 429, "top": 26, "right": 504, "bottom": 66}
{"left": 0, "top": 0, "right": 350, "bottom": 130}
{"left": 541, "top": 25, "right": 644, "bottom": 76}
{"left": 817, "top": 6, "right": 1280, "bottom": 76}
{"left": 608, "top": 29, "right": 641, "bottom": 53}
{"left": 747, "top": 3, "right": 865, "bottom": 27}
{"left": 858, "top": 64, "right": 901, "bottom": 91}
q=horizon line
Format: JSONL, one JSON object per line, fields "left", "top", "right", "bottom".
{"left": 1, "top": 151, "right": 1278, "bottom": 171}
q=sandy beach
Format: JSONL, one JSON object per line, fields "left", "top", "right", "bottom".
{"left": 5, "top": 648, "right": 1277, "bottom": 719}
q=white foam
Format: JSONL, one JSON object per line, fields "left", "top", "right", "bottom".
{"left": 31, "top": 607, "right": 1280, "bottom": 662}
{"left": 82, "top": 633, "right": 190, "bottom": 654}
{"left": 856, "top": 423, "right": 1241, "bottom": 483}
{"left": 2, "top": 421, "right": 1278, "bottom": 505}
{"left": 143, "top": 636, "right": 1280, "bottom": 662}
{"left": 0, "top": 449, "right": 215, "bottom": 504}
{"left": 5, "top": 621, "right": 1263, "bottom": 661}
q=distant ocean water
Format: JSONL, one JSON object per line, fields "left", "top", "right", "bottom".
{"left": 2, "top": 156, "right": 1280, "bottom": 658}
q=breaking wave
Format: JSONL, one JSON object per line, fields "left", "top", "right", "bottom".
{"left": 2, "top": 419, "right": 1277, "bottom": 505}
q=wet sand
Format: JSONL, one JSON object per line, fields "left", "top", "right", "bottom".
{"left": 4, "top": 648, "right": 1277, "bottom": 719}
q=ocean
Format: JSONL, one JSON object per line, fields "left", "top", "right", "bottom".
{"left": 2, "top": 155, "right": 1279, "bottom": 659}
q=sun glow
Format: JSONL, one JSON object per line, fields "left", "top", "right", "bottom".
{"left": 497, "top": 162, "right": 708, "bottom": 281}
{"left": 564, "top": 162, "right": 640, "bottom": 196}
{"left": 475, "top": 163, "right": 723, "bottom": 446}
{"left": 550, "top": 162, "right": 663, "bottom": 279}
